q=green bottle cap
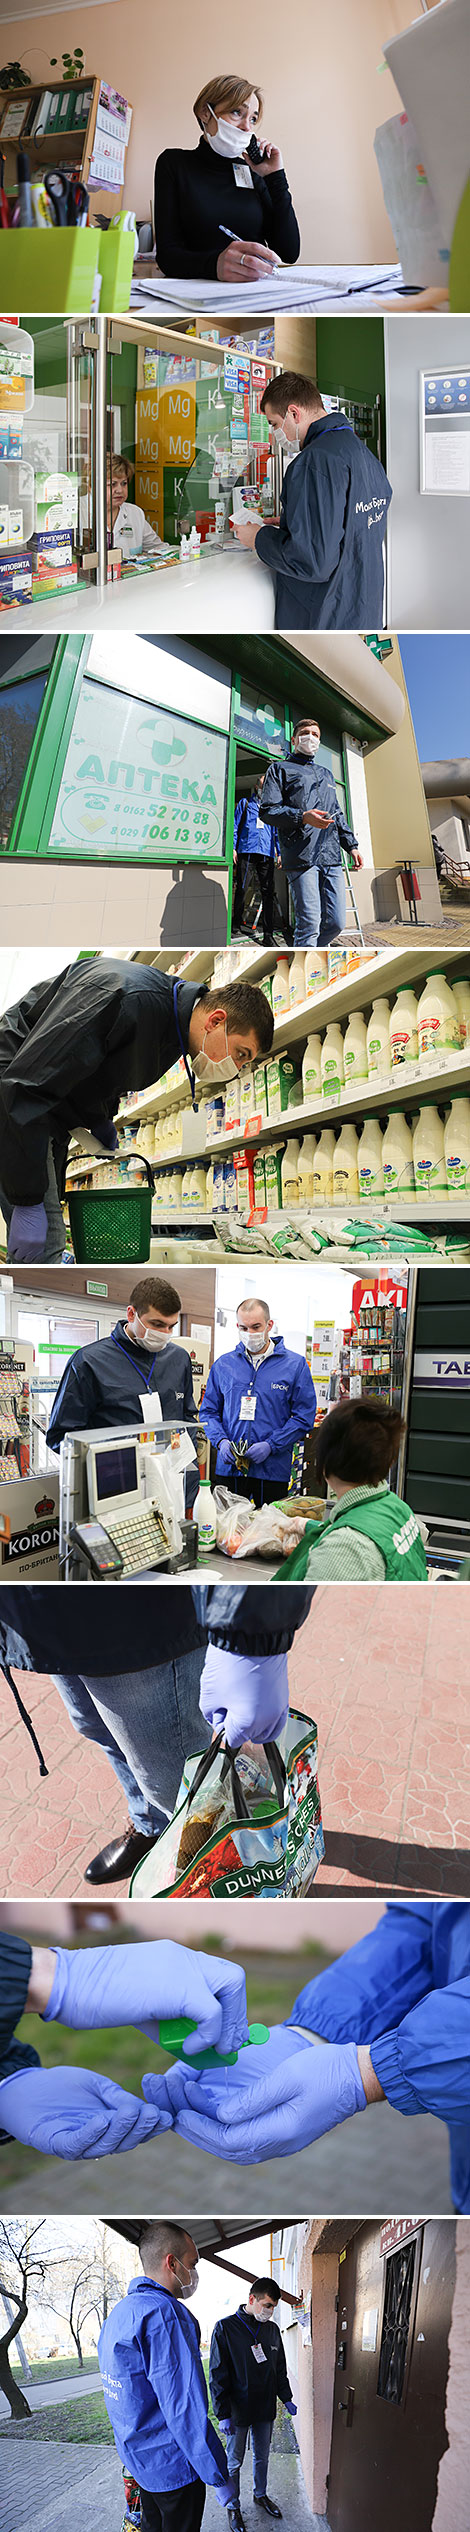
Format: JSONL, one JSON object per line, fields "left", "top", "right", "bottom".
{"left": 158, "top": 2016, "right": 270, "bottom": 2070}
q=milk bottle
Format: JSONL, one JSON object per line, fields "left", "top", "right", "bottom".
{"left": 281, "top": 1138, "right": 301, "bottom": 1207}
{"left": 189, "top": 1164, "right": 207, "bottom": 1209}
{"left": 302, "top": 1034, "right": 322, "bottom": 1104}
{"left": 358, "top": 1117, "right": 384, "bottom": 1200}
{"left": 313, "top": 1130, "right": 335, "bottom": 1204}
{"left": 389, "top": 985, "right": 419, "bottom": 1069}
{"left": 193, "top": 1478, "right": 217, "bottom": 1557}
{"left": 343, "top": 1009, "right": 368, "bottom": 1086}
{"left": 333, "top": 1123, "right": 359, "bottom": 1204}
{"left": 417, "top": 970, "right": 459, "bottom": 1064}
{"left": 289, "top": 952, "right": 306, "bottom": 1007}
{"left": 298, "top": 1135, "right": 316, "bottom": 1203}
{"left": 272, "top": 957, "right": 290, "bottom": 1019}
{"left": 304, "top": 948, "right": 328, "bottom": 998}
{"left": 444, "top": 1095, "right": 470, "bottom": 1194}
{"left": 451, "top": 977, "right": 470, "bottom": 1049}
{"left": 366, "top": 997, "right": 391, "bottom": 1078}
{"left": 382, "top": 1111, "right": 415, "bottom": 1198}
{"left": 321, "top": 1024, "right": 345, "bottom": 1097}
{"left": 412, "top": 1106, "right": 447, "bottom": 1198}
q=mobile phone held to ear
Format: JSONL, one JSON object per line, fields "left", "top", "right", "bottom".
{"left": 247, "top": 134, "right": 265, "bottom": 165}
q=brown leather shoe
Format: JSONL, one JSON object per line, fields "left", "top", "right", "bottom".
{"left": 84, "top": 1822, "right": 160, "bottom": 1884}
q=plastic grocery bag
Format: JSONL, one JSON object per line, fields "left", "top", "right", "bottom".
{"left": 214, "top": 1485, "right": 309, "bottom": 1561}
{"left": 129, "top": 1709, "right": 324, "bottom": 1899}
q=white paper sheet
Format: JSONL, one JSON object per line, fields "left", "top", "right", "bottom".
{"left": 130, "top": 262, "right": 402, "bottom": 317}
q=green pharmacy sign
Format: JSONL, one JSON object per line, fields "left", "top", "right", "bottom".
{"left": 46, "top": 680, "right": 228, "bottom": 862}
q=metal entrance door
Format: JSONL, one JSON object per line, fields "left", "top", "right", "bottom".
{"left": 327, "top": 2220, "right": 455, "bottom": 2532}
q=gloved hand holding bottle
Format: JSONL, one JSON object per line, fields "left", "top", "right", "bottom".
{"left": 0, "top": 2064, "right": 169, "bottom": 2159}
{"left": 199, "top": 1645, "right": 289, "bottom": 1749}
{"left": 142, "top": 2022, "right": 367, "bottom": 2161}
{"left": 8, "top": 1202, "right": 48, "bottom": 1262}
{"left": 42, "top": 1938, "right": 248, "bottom": 2058}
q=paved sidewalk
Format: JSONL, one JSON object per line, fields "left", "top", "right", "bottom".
{"left": 0, "top": 2372, "right": 99, "bottom": 2415}
{"left": 0, "top": 2097, "right": 452, "bottom": 2217}
{"left": 0, "top": 2442, "right": 322, "bottom": 2532}
{"left": 1, "top": 1586, "right": 468, "bottom": 1896}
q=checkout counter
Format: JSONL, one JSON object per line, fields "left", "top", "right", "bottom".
{"left": 58, "top": 1416, "right": 279, "bottom": 1582}
{"left": 19, "top": 538, "right": 275, "bottom": 634}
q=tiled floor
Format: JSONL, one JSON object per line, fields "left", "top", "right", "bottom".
{"left": 1, "top": 1585, "right": 468, "bottom": 1897}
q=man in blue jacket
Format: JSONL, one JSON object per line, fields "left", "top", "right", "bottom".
{"left": 232, "top": 370, "right": 392, "bottom": 631}
{"left": 200, "top": 1296, "right": 317, "bottom": 1504}
{"left": 232, "top": 781, "right": 278, "bottom": 946}
{"left": 258, "top": 716, "right": 361, "bottom": 947}
{"left": 46, "top": 1276, "right": 198, "bottom": 1507}
{"left": 146, "top": 1904, "right": 470, "bottom": 2214}
{"left": 99, "top": 2219, "right": 236, "bottom": 2530}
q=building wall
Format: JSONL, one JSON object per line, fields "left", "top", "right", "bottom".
{"left": 363, "top": 637, "right": 442, "bottom": 924}
{"left": 432, "top": 2220, "right": 470, "bottom": 2532}
{"left": 0, "top": 855, "right": 229, "bottom": 952}
{"left": 11, "top": 0, "right": 442, "bottom": 267}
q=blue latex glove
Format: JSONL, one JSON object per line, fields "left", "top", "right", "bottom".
{"left": 246, "top": 1439, "right": 271, "bottom": 1465}
{"left": 217, "top": 1439, "right": 235, "bottom": 1471}
{"left": 214, "top": 2485, "right": 239, "bottom": 2509}
{"left": 8, "top": 1202, "right": 48, "bottom": 1263}
{"left": 43, "top": 1939, "right": 248, "bottom": 2058}
{"left": 284, "top": 2400, "right": 297, "bottom": 2414}
{"left": 0, "top": 2065, "right": 169, "bottom": 2158}
{"left": 86, "top": 1117, "right": 119, "bottom": 1151}
{"left": 142, "top": 2023, "right": 366, "bottom": 2162}
{"left": 218, "top": 2420, "right": 232, "bottom": 2433}
{"left": 199, "top": 1645, "right": 289, "bottom": 1750}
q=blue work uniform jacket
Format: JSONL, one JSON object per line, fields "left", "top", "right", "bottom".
{"left": 200, "top": 1335, "right": 317, "bottom": 1485}
{"left": 258, "top": 752, "right": 356, "bottom": 874}
{"left": 288, "top": 1902, "right": 470, "bottom": 2211}
{"left": 234, "top": 798, "right": 276, "bottom": 862}
{"left": 254, "top": 414, "right": 392, "bottom": 630}
{"left": 98, "top": 2278, "right": 228, "bottom": 2494}
{"left": 46, "top": 1323, "right": 197, "bottom": 1454}
{"left": 0, "top": 1583, "right": 313, "bottom": 1680}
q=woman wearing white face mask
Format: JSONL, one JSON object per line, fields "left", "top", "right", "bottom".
{"left": 154, "top": 74, "right": 300, "bottom": 282}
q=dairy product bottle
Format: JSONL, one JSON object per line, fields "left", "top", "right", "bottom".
{"left": 169, "top": 1167, "right": 183, "bottom": 1209}
{"left": 302, "top": 1034, "right": 322, "bottom": 1104}
{"left": 417, "top": 970, "right": 459, "bottom": 1064}
{"left": 333, "top": 1122, "right": 359, "bottom": 1204}
{"left": 328, "top": 945, "right": 349, "bottom": 984}
{"left": 321, "top": 1024, "right": 345, "bottom": 1098}
{"left": 343, "top": 1009, "right": 368, "bottom": 1086}
{"left": 189, "top": 1164, "right": 207, "bottom": 1209}
{"left": 444, "top": 1095, "right": 470, "bottom": 1194}
{"left": 272, "top": 957, "right": 290, "bottom": 1019}
{"left": 193, "top": 1477, "right": 217, "bottom": 1558}
{"left": 206, "top": 1159, "right": 215, "bottom": 1210}
{"left": 382, "top": 1110, "right": 415, "bottom": 1199}
{"left": 389, "top": 985, "right": 419, "bottom": 1069}
{"left": 412, "top": 1105, "right": 447, "bottom": 1198}
{"left": 313, "top": 1129, "right": 335, "bottom": 1204}
{"left": 289, "top": 952, "right": 306, "bottom": 1008}
{"left": 358, "top": 1117, "right": 384, "bottom": 1200}
{"left": 304, "top": 948, "right": 328, "bottom": 998}
{"left": 265, "top": 1144, "right": 282, "bottom": 1209}
{"left": 281, "top": 1137, "right": 300, "bottom": 1207}
{"left": 298, "top": 1134, "right": 316, "bottom": 1203}
{"left": 453, "top": 977, "right": 470, "bottom": 1048}
{"left": 253, "top": 1151, "right": 267, "bottom": 1208}
{"left": 366, "top": 997, "right": 391, "bottom": 1079}
{"left": 181, "top": 1168, "right": 193, "bottom": 1206}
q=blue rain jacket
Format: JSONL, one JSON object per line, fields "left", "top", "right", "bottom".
{"left": 200, "top": 1336, "right": 317, "bottom": 1484}
{"left": 47, "top": 1324, "right": 197, "bottom": 1454}
{"left": 254, "top": 414, "right": 392, "bottom": 630}
{"left": 234, "top": 797, "right": 277, "bottom": 862}
{"left": 259, "top": 751, "right": 356, "bottom": 873}
{"left": 98, "top": 2277, "right": 228, "bottom": 2494}
{"left": 288, "top": 1903, "right": 470, "bottom": 2211}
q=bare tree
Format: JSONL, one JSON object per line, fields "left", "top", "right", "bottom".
{"left": 0, "top": 2223, "right": 48, "bottom": 2418}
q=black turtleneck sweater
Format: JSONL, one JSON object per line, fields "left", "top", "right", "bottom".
{"left": 154, "top": 135, "right": 300, "bottom": 277}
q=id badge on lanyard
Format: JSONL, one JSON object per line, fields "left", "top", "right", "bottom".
{"left": 252, "top": 2342, "right": 267, "bottom": 2365}
{"left": 233, "top": 162, "right": 254, "bottom": 189}
{"left": 240, "top": 1392, "right": 257, "bottom": 1421}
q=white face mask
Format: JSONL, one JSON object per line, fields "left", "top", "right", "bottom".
{"left": 204, "top": 106, "right": 248, "bottom": 160}
{"left": 128, "top": 1314, "right": 172, "bottom": 1351}
{"left": 192, "top": 1021, "right": 238, "bottom": 1084}
{"left": 271, "top": 422, "right": 301, "bottom": 456}
{"left": 294, "top": 733, "right": 320, "bottom": 756}
{"left": 175, "top": 2261, "right": 199, "bottom": 2300}
{"left": 237, "top": 1326, "right": 269, "bottom": 1354}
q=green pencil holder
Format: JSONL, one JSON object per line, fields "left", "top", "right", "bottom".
{"left": 0, "top": 231, "right": 99, "bottom": 314}
{"left": 97, "top": 229, "right": 135, "bottom": 313}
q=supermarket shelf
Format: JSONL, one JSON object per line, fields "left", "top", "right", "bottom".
{"left": 138, "top": 1050, "right": 470, "bottom": 1166}
{"left": 149, "top": 1199, "right": 470, "bottom": 1228}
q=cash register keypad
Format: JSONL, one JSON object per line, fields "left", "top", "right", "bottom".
{"left": 107, "top": 1509, "right": 169, "bottom": 1572}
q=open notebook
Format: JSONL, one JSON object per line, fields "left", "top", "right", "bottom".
{"left": 130, "top": 263, "right": 402, "bottom": 317}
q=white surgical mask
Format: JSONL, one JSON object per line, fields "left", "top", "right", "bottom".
{"left": 294, "top": 733, "right": 320, "bottom": 755}
{"left": 271, "top": 423, "right": 301, "bottom": 457}
{"left": 175, "top": 2261, "right": 199, "bottom": 2300}
{"left": 192, "top": 1022, "right": 238, "bottom": 1084}
{"left": 128, "top": 1314, "right": 171, "bottom": 1352}
{"left": 237, "top": 1327, "right": 269, "bottom": 1354}
{"left": 204, "top": 106, "right": 248, "bottom": 160}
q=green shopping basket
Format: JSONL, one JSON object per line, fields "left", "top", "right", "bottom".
{"left": 68, "top": 1155, "right": 154, "bottom": 1264}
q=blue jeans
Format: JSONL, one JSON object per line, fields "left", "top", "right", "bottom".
{"left": 0, "top": 1143, "right": 65, "bottom": 1263}
{"left": 226, "top": 2419, "right": 273, "bottom": 2500}
{"left": 288, "top": 862, "right": 346, "bottom": 947}
{"left": 50, "top": 1653, "right": 210, "bottom": 1835}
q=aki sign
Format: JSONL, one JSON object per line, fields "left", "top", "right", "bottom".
{"left": 46, "top": 679, "right": 228, "bottom": 863}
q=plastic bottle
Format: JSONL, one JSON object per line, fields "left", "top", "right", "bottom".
{"left": 444, "top": 1095, "right": 470, "bottom": 1195}
{"left": 272, "top": 956, "right": 291, "bottom": 1020}
{"left": 366, "top": 997, "right": 391, "bottom": 1079}
{"left": 253, "top": 1152, "right": 267, "bottom": 1208}
{"left": 169, "top": 1167, "right": 183, "bottom": 1209}
{"left": 382, "top": 1111, "right": 415, "bottom": 1199}
{"left": 181, "top": 1168, "right": 193, "bottom": 1207}
{"left": 417, "top": 970, "right": 460, "bottom": 1064}
{"left": 189, "top": 1163, "right": 207, "bottom": 1209}
{"left": 281, "top": 1137, "right": 301, "bottom": 1207}
{"left": 452, "top": 977, "right": 470, "bottom": 1049}
{"left": 321, "top": 1024, "right": 345, "bottom": 1098}
{"left": 304, "top": 948, "right": 328, "bottom": 999}
{"left": 289, "top": 952, "right": 306, "bottom": 1008}
{"left": 357, "top": 1117, "right": 384, "bottom": 1201}
{"left": 265, "top": 1145, "right": 282, "bottom": 1209}
{"left": 389, "top": 985, "right": 419, "bottom": 1070}
{"left": 298, "top": 1134, "right": 316, "bottom": 1204}
{"left": 302, "top": 1033, "right": 322, "bottom": 1105}
{"left": 412, "top": 1105, "right": 447, "bottom": 1200}
{"left": 333, "top": 1122, "right": 359, "bottom": 1204}
{"left": 193, "top": 1477, "right": 217, "bottom": 1558}
{"left": 343, "top": 1009, "right": 368, "bottom": 1086}
{"left": 313, "top": 1129, "right": 335, "bottom": 1204}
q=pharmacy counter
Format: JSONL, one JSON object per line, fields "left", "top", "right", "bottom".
{"left": 21, "top": 540, "right": 275, "bottom": 634}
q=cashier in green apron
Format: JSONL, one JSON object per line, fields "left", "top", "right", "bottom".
{"left": 275, "top": 1396, "right": 428, "bottom": 1582}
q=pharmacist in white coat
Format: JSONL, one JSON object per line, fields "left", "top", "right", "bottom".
{"left": 107, "top": 455, "right": 170, "bottom": 561}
